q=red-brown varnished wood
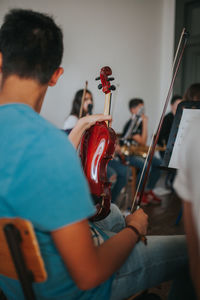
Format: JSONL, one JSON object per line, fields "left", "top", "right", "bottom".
{"left": 80, "top": 121, "right": 116, "bottom": 221}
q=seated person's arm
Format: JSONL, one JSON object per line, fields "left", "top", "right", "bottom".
{"left": 183, "top": 201, "right": 200, "bottom": 299}
{"left": 132, "top": 115, "right": 148, "bottom": 146}
{"left": 68, "top": 114, "right": 112, "bottom": 149}
{"left": 51, "top": 208, "right": 148, "bottom": 290}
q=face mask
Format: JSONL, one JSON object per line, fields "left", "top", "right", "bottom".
{"left": 136, "top": 106, "right": 144, "bottom": 117}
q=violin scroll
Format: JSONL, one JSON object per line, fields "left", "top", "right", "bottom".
{"left": 96, "top": 66, "right": 116, "bottom": 94}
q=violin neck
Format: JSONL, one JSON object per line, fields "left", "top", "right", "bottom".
{"left": 104, "top": 92, "right": 111, "bottom": 126}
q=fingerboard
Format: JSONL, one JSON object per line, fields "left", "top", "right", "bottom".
{"left": 104, "top": 92, "right": 111, "bottom": 126}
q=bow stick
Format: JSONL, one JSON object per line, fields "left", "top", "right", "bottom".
{"left": 130, "top": 28, "right": 189, "bottom": 245}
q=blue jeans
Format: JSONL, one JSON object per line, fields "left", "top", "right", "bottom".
{"left": 127, "top": 155, "right": 162, "bottom": 191}
{"left": 108, "top": 158, "right": 131, "bottom": 203}
{"left": 95, "top": 204, "right": 195, "bottom": 300}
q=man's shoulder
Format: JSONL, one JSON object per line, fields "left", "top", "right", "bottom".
{"left": 0, "top": 103, "right": 74, "bottom": 158}
{"left": 29, "top": 118, "right": 74, "bottom": 159}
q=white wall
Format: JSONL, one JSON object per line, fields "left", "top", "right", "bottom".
{"left": 0, "top": 0, "right": 175, "bottom": 139}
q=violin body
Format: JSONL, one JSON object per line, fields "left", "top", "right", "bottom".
{"left": 80, "top": 121, "right": 116, "bottom": 221}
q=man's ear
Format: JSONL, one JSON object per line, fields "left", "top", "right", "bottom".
{"left": 48, "top": 67, "right": 64, "bottom": 86}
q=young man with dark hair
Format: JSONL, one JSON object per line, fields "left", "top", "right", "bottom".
{"left": 121, "top": 98, "right": 162, "bottom": 206}
{"left": 0, "top": 9, "right": 195, "bottom": 300}
{"left": 129, "top": 98, "right": 144, "bottom": 110}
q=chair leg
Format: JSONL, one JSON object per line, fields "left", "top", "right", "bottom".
{"left": 0, "top": 289, "right": 7, "bottom": 300}
{"left": 4, "top": 224, "right": 36, "bottom": 300}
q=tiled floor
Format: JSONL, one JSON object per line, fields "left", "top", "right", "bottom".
{"left": 144, "top": 192, "right": 184, "bottom": 236}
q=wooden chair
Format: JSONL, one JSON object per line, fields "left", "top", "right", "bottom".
{"left": 0, "top": 218, "right": 47, "bottom": 300}
{"left": 0, "top": 217, "right": 149, "bottom": 300}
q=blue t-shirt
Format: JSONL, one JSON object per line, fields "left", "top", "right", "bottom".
{"left": 0, "top": 104, "right": 113, "bottom": 300}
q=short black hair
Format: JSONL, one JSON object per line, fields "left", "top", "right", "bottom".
{"left": 0, "top": 9, "right": 63, "bottom": 84}
{"left": 170, "top": 94, "right": 182, "bottom": 105}
{"left": 129, "top": 98, "right": 144, "bottom": 110}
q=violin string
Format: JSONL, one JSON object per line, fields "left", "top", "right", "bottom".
{"left": 130, "top": 28, "right": 188, "bottom": 212}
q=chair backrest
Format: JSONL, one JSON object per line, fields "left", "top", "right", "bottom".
{"left": 0, "top": 217, "right": 47, "bottom": 299}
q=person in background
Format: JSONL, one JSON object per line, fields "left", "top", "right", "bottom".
{"left": 121, "top": 98, "right": 162, "bottom": 206}
{"left": 63, "top": 89, "right": 93, "bottom": 133}
{"left": 157, "top": 95, "right": 182, "bottom": 158}
{"left": 174, "top": 117, "right": 200, "bottom": 299}
{"left": 156, "top": 95, "right": 182, "bottom": 192}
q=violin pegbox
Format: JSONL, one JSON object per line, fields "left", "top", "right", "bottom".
{"left": 95, "top": 66, "right": 116, "bottom": 94}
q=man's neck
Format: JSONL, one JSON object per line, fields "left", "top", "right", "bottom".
{"left": 0, "top": 75, "right": 48, "bottom": 113}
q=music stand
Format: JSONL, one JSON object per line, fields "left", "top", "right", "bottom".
{"left": 161, "top": 101, "right": 200, "bottom": 170}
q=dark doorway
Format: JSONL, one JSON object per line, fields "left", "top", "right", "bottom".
{"left": 174, "top": 0, "right": 200, "bottom": 96}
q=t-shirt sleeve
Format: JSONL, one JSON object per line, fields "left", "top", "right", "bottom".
{"left": 9, "top": 129, "right": 96, "bottom": 231}
{"left": 63, "top": 115, "right": 78, "bottom": 130}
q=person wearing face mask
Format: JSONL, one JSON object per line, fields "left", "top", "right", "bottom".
{"left": 63, "top": 88, "right": 130, "bottom": 205}
{"left": 120, "top": 98, "right": 162, "bottom": 206}
{"left": 63, "top": 89, "right": 93, "bottom": 134}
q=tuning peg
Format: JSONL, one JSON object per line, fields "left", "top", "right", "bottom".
{"left": 95, "top": 76, "right": 101, "bottom": 81}
{"left": 98, "top": 83, "right": 102, "bottom": 89}
{"left": 110, "top": 85, "right": 116, "bottom": 91}
{"left": 108, "top": 77, "right": 114, "bottom": 81}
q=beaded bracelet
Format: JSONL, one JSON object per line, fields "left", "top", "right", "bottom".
{"left": 126, "top": 225, "right": 141, "bottom": 242}
{"left": 126, "top": 225, "right": 147, "bottom": 245}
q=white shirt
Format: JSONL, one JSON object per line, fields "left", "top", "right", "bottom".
{"left": 174, "top": 117, "right": 200, "bottom": 247}
{"left": 63, "top": 115, "right": 78, "bottom": 130}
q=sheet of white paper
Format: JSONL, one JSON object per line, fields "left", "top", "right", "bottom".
{"left": 169, "top": 108, "right": 200, "bottom": 169}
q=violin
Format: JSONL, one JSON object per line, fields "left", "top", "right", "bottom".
{"left": 80, "top": 66, "right": 116, "bottom": 221}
